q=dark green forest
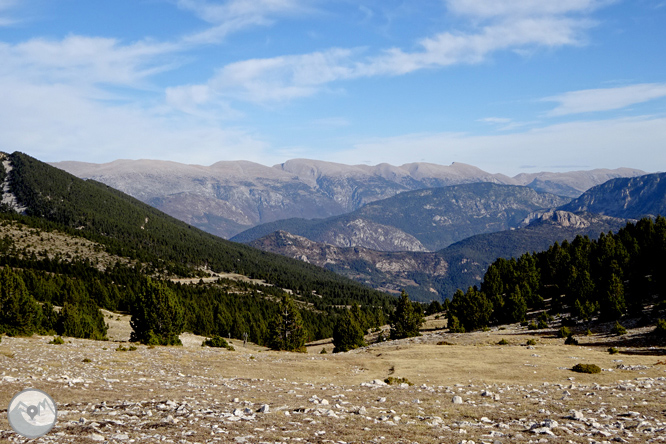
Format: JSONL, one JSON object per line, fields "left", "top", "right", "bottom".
{"left": 0, "top": 152, "right": 394, "bottom": 345}
{"left": 448, "top": 216, "right": 666, "bottom": 332}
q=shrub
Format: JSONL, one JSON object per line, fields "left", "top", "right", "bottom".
{"left": 202, "top": 336, "right": 234, "bottom": 350}
{"left": 572, "top": 363, "right": 601, "bottom": 374}
{"left": 611, "top": 321, "right": 627, "bottom": 336}
{"left": 128, "top": 345, "right": 137, "bottom": 351}
{"left": 565, "top": 334, "right": 579, "bottom": 345}
{"left": 608, "top": 347, "right": 620, "bottom": 355}
{"left": 437, "top": 341, "right": 454, "bottom": 346}
{"left": 116, "top": 345, "right": 128, "bottom": 352}
{"left": 585, "top": 329, "right": 592, "bottom": 336}
{"left": 497, "top": 338, "right": 509, "bottom": 345}
{"left": 82, "top": 358, "right": 92, "bottom": 363}
{"left": 319, "top": 348, "right": 327, "bottom": 354}
{"left": 48, "top": 336, "right": 64, "bottom": 345}
{"left": 526, "top": 339, "right": 537, "bottom": 346}
{"left": 527, "top": 321, "right": 539, "bottom": 330}
{"left": 558, "top": 326, "right": 572, "bottom": 338}
{"left": 385, "top": 376, "right": 413, "bottom": 386}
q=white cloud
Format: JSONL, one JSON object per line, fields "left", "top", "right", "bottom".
{"left": 0, "top": 78, "right": 272, "bottom": 165}
{"left": 544, "top": 83, "right": 666, "bottom": 116}
{"left": 445, "top": 0, "right": 609, "bottom": 19}
{"left": 177, "top": 0, "right": 314, "bottom": 44}
{"left": 479, "top": 117, "right": 512, "bottom": 124}
{"left": 0, "top": 0, "right": 19, "bottom": 26}
{"left": 0, "top": 36, "right": 180, "bottom": 88}
{"left": 175, "top": 1, "right": 602, "bottom": 104}
{"left": 333, "top": 116, "right": 666, "bottom": 175}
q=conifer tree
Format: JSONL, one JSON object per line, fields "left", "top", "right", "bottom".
{"left": 0, "top": 267, "right": 39, "bottom": 336}
{"left": 333, "top": 306, "right": 366, "bottom": 353}
{"left": 268, "top": 294, "right": 307, "bottom": 352}
{"left": 130, "top": 278, "right": 184, "bottom": 345}
{"left": 389, "top": 291, "right": 423, "bottom": 340}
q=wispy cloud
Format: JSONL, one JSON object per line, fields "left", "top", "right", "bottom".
{"left": 177, "top": 0, "right": 315, "bottom": 44}
{"left": 543, "top": 83, "right": 666, "bottom": 116}
{"left": 0, "top": 0, "right": 19, "bottom": 26}
{"left": 173, "top": 0, "right": 606, "bottom": 105}
{"left": 0, "top": 36, "right": 180, "bottom": 88}
{"left": 337, "top": 115, "right": 666, "bottom": 175}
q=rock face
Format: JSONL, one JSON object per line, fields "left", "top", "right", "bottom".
{"left": 249, "top": 211, "right": 629, "bottom": 301}
{"left": 234, "top": 183, "right": 571, "bottom": 251}
{"left": 52, "top": 158, "right": 644, "bottom": 239}
{"left": 249, "top": 231, "right": 446, "bottom": 296}
{"left": 560, "top": 172, "right": 666, "bottom": 219}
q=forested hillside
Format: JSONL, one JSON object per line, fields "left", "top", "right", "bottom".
{"left": 448, "top": 217, "right": 666, "bottom": 332}
{"left": 0, "top": 152, "right": 395, "bottom": 345}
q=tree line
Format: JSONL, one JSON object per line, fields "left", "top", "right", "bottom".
{"left": 447, "top": 216, "right": 666, "bottom": 331}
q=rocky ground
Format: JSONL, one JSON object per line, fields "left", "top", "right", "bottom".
{"left": 1, "top": 318, "right": 666, "bottom": 443}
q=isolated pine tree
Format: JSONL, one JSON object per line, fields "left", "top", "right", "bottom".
{"left": 389, "top": 291, "right": 423, "bottom": 340}
{"left": 333, "top": 307, "right": 366, "bottom": 353}
{"left": 268, "top": 295, "right": 307, "bottom": 352}
{"left": 130, "top": 278, "right": 184, "bottom": 346}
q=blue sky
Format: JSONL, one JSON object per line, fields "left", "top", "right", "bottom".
{"left": 0, "top": 0, "right": 665, "bottom": 176}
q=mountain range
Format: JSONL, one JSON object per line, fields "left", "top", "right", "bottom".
{"left": 52, "top": 158, "right": 645, "bottom": 239}
{"left": 232, "top": 183, "right": 571, "bottom": 251}
{"left": 247, "top": 172, "right": 665, "bottom": 301}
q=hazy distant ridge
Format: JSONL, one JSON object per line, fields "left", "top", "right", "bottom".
{"left": 53, "top": 158, "right": 645, "bottom": 239}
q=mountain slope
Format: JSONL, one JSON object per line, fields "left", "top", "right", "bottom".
{"left": 233, "top": 183, "right": 570, "bottom": 251}
{"left": 53, "top": 158, "right": 644, "bottom": 238}
{"left": 249, "top": 211, "right": 629, "bottom": 301}
{"left": 1, "top": 152, "right": 392, "bottom": 307}
{"left": 560, "top": 172, "right": 666, "bottom": 219}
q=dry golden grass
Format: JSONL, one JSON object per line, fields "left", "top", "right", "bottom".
{"left": 1, "top": 316, "right": 665, "bottom": 443}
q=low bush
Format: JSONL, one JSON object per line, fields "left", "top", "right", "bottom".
{"left": 385, "top": 376, "right": 413, "bottom": 386}
{"left": 558, "top": 326, "right": 572, "bottom": 338}
{"left": 497, "top": 338, "right": 509, "bottom": 345}
{"left": 48, "top": 336, "right": 64, "bottom": 345}
{"left": 526, "top": 339, "right": 537, "bottom": 346}
{"left": 608, "top": 347, "right": 620, "bottom": 355}
{"left": 202, "top": 336, "right": 234, "bottom": 350}
{"left": 572, "top": 363, "right": 601, "bottom": 374}
{"left": 319, "top": 348, "right": 327, "bottom": 354}
{"left": 611, "top": 322, "right": 627, "bottom": 336}
{"left": 565, "top": 334, "right": 579, "bottom": 345}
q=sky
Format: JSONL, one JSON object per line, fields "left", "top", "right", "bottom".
{"left": 0, "top": 0, "right": 665, "bottom": 176}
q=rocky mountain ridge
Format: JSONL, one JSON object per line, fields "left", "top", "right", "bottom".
{"left": 52, "top": 158, "right": 645, "bottom": 239}
{"left": 250, "top": 211, "right": 630, "bottom": 301}
{"left": 232, "top": 182, "right": 571, "bottom": 251}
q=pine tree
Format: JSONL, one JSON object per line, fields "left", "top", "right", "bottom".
{"left": 0, "top": 267, "right": 39, "bottom": 336}
{"left": 389, "top": 291, "right": 423, "bottom": 340}
{"left": 268, "top": 295, "right": 307, "bottom": 352}
{"left": 130, "top": 278, "right": 184, "bottom": 345}
{"left": 332, "top": 309, "right": 366, "bottom": 353}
